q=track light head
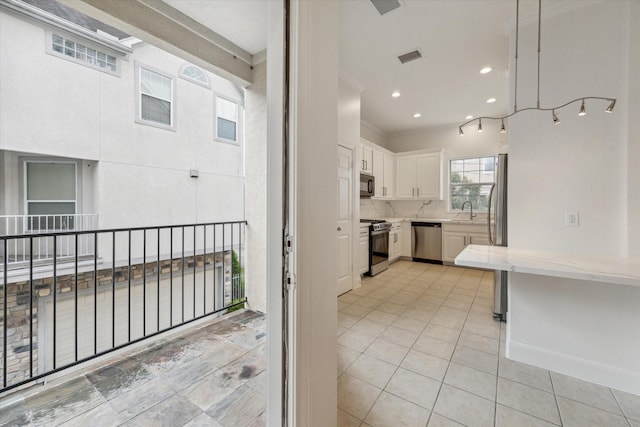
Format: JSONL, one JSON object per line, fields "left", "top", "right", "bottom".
{"left": 552, "top": 110, "right": 560, "bottom": 125}
{"left": 458, "top": 127, "right": 464, "bottom": 136}
{"left": 605, "top": 99, "right": 616, "bottom": 113}
{"left": 500, "top": 119, "right": 506, "bottom": 134}
{"left": 578, "top": 99, "right": 586, "bottom": 116}
{"left": 477, "top": 119, "right": 483, "bottom": 133}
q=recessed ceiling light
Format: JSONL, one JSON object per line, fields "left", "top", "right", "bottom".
{"left": 486, "top": 98, "right": 497, "bottom": 103}
{"left": 413, "top": 113, "right": 422, "bottom": 118}
{"left": 391, "top": 91, "right": 400, "bottom": 98}
{"left": 480, "top": 67, "right": 492, "bottom": 74}
{"left": 465, "top": 115, "right": 473, "bottom": 120}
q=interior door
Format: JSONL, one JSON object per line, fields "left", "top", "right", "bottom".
{"left": 337, "top": 145, "right": 353, "bottom": 295}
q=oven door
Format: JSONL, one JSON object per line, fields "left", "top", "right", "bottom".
{"left": 369, "top": 229, "right": 389, "bottom": 276}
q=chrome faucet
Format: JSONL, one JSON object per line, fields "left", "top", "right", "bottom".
{"left": 461, "top": 200, "right": 475, "bottom": 220}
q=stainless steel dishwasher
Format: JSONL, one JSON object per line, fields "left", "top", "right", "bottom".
{"left": 411, "top": 222, "right": 443, "bottom": 264}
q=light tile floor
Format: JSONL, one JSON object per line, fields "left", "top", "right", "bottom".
{"left": 0, "top": 310, "right": 266, "bottom": 427}
{"left": 337, "top": 261, "right": 640, "bottom": 427}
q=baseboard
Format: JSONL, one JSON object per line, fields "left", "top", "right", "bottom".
{"left": 508, "top": 340, "right": 640, "bottom": 395}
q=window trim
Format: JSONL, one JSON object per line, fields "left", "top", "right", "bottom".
{"left": 179, "top": 63, "right": 211, "bottom": 89}
{"left": 45, "top": 30, "right": 121, "bottom": 76}
{"left": 134, "top": 62, "right": 177, "bottom": 131}
{"left": 448, "top": 155, "right": 496, "bottom": 213}
{"left": 22, "top": 159, "right": 80, "bottom": 218}
{"left": 214, "top": 93, "right": 242, "bottom": 145}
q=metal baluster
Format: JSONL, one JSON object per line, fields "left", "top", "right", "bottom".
{"left": 4, "top": 238, "right": 8, "bottom": 388}
{"left": 157, "top": 227, "right": 160, "bottom": 332}
{"left": 170, "top": 228, "right": 173, "bottom": 327}
{"left": 74, "top": 234, "right": 78, "bottom": 362}
{"left": 203, "top": 225, "right": 207, "bottom": 314}
{"left": 30, "top": 237, "right": 34, "bottom": 377}
{"left": 94, "top": 233, "right": 97, "bottom": 355}
{"left": 193, "top": 225, "right": 196, "bottom": 318}
{"left": 128, "top": 230, "right": 131, "bottom": 343}
{"left": 53, "top": 235, "right": 57, "bottom": 370}
{"left": 181, "top": 227, "right": 185, "bottom": 323}
{"left": 143, "top": 229, "right": 146, "bottom": 336}
{"left": 112, "top": 231, "right": 116, "bottom": 348}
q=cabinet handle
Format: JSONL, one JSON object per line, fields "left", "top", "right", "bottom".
{"left": 417, "top": 188, "right": 420, "bottom": 197}
{"left": 464, "top": 236, "right": 467, "bottom": 245}
{"left": 412, "top": 188, "right": 415, "bottom": 196}
{"left": 469, "top": 236, "right": 472, "bottom": 244}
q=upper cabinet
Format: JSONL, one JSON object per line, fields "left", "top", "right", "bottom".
{"left": 360, "top": 144, "right": 373, "bottom": 173}
{"left": 372, "top": 151, "right": 394, "bottom": 198}
{"left": 395, "top": 149, "right": 443, "bottom": 200}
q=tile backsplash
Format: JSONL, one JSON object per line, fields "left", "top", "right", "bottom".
{"left": 359, "top": 198, "right": 487, "bottom": 221}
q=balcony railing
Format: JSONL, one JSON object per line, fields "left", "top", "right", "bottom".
{"left": 0, "top": 220, "right": 246, "bottom": 394}
{"left": 0, "top": 214, "right": 99, "bottom": 268}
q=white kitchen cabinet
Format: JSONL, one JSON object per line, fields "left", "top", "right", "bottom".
{"left": 442, "top": 223, "right": 489, "bottom": 263}
{"left": 382, "top": 154, "right": 394, "bottom": 198}
{"left": 360, "top": 144, "right": 373, "bottom": 173}
{"left": 359, "top": 225, "right": 369, "bottom": 274}
{"left": 389, "top": 222, "right": 402, "bottom": 262}
{"left": 373, "top": 150, "right": 384, "bottom": 197}
{"left": 395, "top": 150, "right": 443, "bottom": 200}
{"left": 400, "top": 221, "right": 412, "bottom": 257}
{"left": 373, "top": 150, "right": 394, "bottom": 199}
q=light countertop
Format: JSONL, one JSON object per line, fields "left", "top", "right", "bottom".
{"left": 383, "top": 218, "right": 487, "bottom": 226}
{"left": 455, "top": 244, "right": 640, "bottom": 288}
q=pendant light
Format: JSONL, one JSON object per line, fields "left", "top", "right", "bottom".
{"left": 459, "top": 0, "right": 616, "bottom": 135}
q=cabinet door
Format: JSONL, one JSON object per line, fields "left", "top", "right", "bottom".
{"left": 415, "top": 153, "right": 441, "bottom": 199}
{"left": 396, "top": 156, "right": 416, "bottom": 199}
{"left": 468, "top": 232, "right": 490, "bottom": 246}
{"left": 372, "top": 150, "right": 384, "bottom": 197}
{"left": 442, "top": 231, "right": 468, "bottom": 263}
{"left": 388, "top": 230, "right": 399, "bottom": 261}
{"left": 359, "top": 236, "right": 369, "bottom": 274}
{"left": 400, "top": 222, "right": 412, "bottom": 257}
{"left": 383, "top": 154, "right": 394, "bottom": 198}
{"left": 362, "top": 145, "right": 373, "bottom": 173}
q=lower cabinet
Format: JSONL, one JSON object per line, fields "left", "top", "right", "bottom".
{"left": 359, "top": 226, "right": 369, "bottom": 274}
{"left": 400, "top": 221, "right": 412, "bottom": 257}
{"left": 389, "top": 227, "right": 401, "bottom": 262}
{"left": 442, "top": 223, "right": 489, "bottom": 263}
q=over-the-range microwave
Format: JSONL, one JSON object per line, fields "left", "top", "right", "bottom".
{"left": 360, "top": 173, "right": 375, "bottom": 198}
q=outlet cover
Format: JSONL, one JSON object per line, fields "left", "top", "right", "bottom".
{"left": 565, "top": 212, "right": 579, "bottom": 227}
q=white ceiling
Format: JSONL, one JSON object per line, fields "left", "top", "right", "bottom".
{"left": 163, "top": 0, "right": 583, "bottom": 135}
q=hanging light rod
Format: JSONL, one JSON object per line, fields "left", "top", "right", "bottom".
{"left": 459, "top": 0, "right": 616, "bottom": 136}
{"left": 458, "top": 96, "right": 616, "bottom": 135}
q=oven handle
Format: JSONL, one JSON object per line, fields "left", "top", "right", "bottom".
{"left": 370, "top": 229, "right": 390, "bottom": 236}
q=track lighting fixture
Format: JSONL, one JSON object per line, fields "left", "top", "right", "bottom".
{"left": 458, "top": 0, "right": 616, "bottom": 136}
{"left": 578, "top": 99, "right": 586, "bottom": 116}
{"left": 605, "top": 99, "right": 616, "bottom": 113}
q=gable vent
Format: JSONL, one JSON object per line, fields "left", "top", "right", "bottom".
{"left": 370, "top": 0, "right": 402, "bottom": 16}
{"left": 397, "top": 49, "right": 422, "bottom": 64}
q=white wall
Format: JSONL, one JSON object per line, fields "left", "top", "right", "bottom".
{"left": 506, "top": 1, "right": 640, "bottom": 393}
{"left": 626, "top": 1, "right": 640, "bottom": 257}
{"left": 244, "top": 60, "right": 268, "bottom": 314}
{"left": 508, "top": 1, "right": 627, "bottom": 255}
{"left": 0, "top": 10, "right": 245, "bottom": 230}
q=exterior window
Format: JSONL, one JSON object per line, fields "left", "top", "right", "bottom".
{"left": 180, "top": 64, "right": 210, "bottom": 88}
{"left": 215, "top": 96, "right": 239, "bottom": 143}
{"left": 50, "top": 33, "right": 117, "bottom": 73}
{"left": 450, "top": 156, "right": 496, "bottom": 212}
{"left": 26, "top": 162, "right": 76, "bottom": 230}
{"left": 139, "top": 67, "right": 174, "bottom": 127}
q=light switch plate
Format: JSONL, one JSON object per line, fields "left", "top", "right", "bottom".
{"left": 565, "top": 212, "right": 579, "bottom": 227}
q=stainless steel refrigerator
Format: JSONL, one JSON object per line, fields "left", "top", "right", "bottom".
{"left": 488, "top": 153, "right": 508, "bottom": 321}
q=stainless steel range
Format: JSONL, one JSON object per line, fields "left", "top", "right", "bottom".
{"left": 361, "top": 219, "right": 391, "bottom": 276}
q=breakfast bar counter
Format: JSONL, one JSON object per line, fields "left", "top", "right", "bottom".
{"left": 455, "top": 245, "right": 640, "bottom": 396}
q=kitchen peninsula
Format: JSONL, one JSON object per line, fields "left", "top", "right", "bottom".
{"left": 456, "top": 245, "right": 640, "bottom": 395}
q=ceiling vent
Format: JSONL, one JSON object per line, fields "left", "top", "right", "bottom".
{"left": 397, "top": 49, "right": 422, "bottom": 64}
{"left": 370, "top": 0, "right": 402, "bottom": 16}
